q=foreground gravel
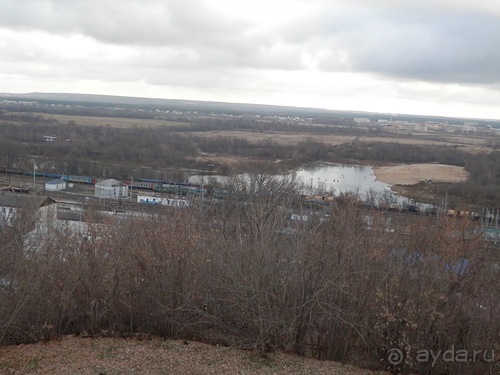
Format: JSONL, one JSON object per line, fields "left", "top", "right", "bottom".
{"left": 0, "top": 335, "right": 388, "bottom": 375}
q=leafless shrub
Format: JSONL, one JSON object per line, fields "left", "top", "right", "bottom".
{"left": 0, "top": 186, "right": 497, "bottom": 375}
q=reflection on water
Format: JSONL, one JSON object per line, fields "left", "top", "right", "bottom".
{"left": 292, "top": 163, "right": 391, "bottom": 197}
{"left": 190, "top": 163, "right": 397, "bottom": 202}
{"left": 189, "top": 163, "right": 429, "bottom": 207}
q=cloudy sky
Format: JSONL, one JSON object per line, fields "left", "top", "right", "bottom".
{"left": 1, "top": 0, "right": 500, "bottom": 119}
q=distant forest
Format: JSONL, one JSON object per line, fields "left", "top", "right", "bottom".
{"left": 5, "top": 91, "right": 500, "bottom": 126}
{"left": 0, "top": 108, "right": 499, "bottom": 207}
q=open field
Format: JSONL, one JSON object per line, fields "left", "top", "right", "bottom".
{"left": 0, "top": 336, "right": 388, "bottom": 375}
{"left": 2, "top": 112, "right": 188, "bottom": 128}
{"left": 1, "top": 109, "right": 498, "bottom": 206}
{"left": 187, "top": 129, "right": 493, "bottom": 152}
{"left": 189, "top": 130, "right": 356, "bottom": 146}
{"left": 374, "top": 163, "right": 469, "bottom": 185}
{"left": 2, "top": 109, "right": 496, "bottom": 151}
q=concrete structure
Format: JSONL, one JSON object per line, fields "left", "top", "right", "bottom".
{"left": 95, "top": 179, "right": 128, "bottom": 200}
{"left": 0, "top": 194, "right": 55, "bottom": 226}
{"left": 45, "top": 179, "right": 66, "bottom": 191}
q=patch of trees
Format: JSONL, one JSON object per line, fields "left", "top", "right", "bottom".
{"left": 335, "top": 141, "right": 468, "bottom": 166}
{"left": 1, "top": 102, "right": 188, "bottom": 121}
{"left": 0, "top": 122, "right": 200, "bottom": 175}
{"left": 1, "top": 116, "right": 499, "bottom": 206}
{"left": 434, "top": 151, "right": 500, "bottom": 206}
{"left": 1, "top": 174, "right": 498, "bottom": 375}
{"left": 294, "top": 138, "right": 333, "bottom": 161}
{"left": 174, "top": 117, "right": 376, "bottom": 136}
{"left": 0, "top": 122, "right": 338, "bottom": 178}
{"left": 195, "top": 136, "right": 292, "bottom": 160}
{"left": 334, "top": 141, "right": 499, "bottom": 206}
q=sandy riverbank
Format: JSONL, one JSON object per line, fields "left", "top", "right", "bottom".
{"left": 374, "top": 163, "right": 468, "bottom": 185}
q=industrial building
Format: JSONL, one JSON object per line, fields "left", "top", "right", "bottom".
{"left": 95, "top": 179, "right": 128, "bottom": 200}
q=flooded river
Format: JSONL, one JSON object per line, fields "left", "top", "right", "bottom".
{"left": 190, "top": 163, "right": 398, "bottom": 202}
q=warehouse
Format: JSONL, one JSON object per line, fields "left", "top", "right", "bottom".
{"left": 95, "top": 179, "right": 128, "bottom": 200}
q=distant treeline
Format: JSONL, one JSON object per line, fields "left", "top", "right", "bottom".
{"left": 0, "top": 114, "right": 499, "bottom": 206}
{"left": 3, "top": 93, "right": 500, "bottom": 126}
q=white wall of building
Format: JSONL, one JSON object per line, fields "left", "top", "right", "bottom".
{"left": 45, "top": 180, "right": 66, "bottom": 191}
{"left": 137, "top": 195, "right": 189, "bottom": 207}
{"left": 95, "top": 179, "right": 128, "bottom": 200}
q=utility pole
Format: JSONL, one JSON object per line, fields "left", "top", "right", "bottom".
{"left": 201, "top": 165, "right": 204, "bottom": 198}
{"left": 177, "top": 170, "right": 181, "bottom": 198}
{"left": 32, "top": 159, "right": 36, "bottom": 191}
{"left": 200, "top": 165, "right": 205, "bottom": 211}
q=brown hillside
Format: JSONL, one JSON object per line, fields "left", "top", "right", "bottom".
{"left": 0, "top": 336, "right": 389, "bottom": 375}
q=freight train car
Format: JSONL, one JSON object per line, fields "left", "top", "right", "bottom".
{"left": 23, "top": 170, "right": 45, "bottom": 177}
{"left": 60, "top": 175, "right": 96, "bottom": 184}
{"left": 0, "top": 167, "right": 24, "bottom": 175}
{"left": 123, "top": 180, "right": 155, "bottom": 190}
{"left": 0, "top": 167, "right": 96, "bottom": 184}
{"left": 153, "top": 183, "right": 207, "bottom": 196}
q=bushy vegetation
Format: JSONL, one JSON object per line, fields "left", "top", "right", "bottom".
{"left": 2, "top": 113, "right": 499, "bottom": 206}
{"left": 1, "top": 175, "right": 498, "bottom": 375}
{"left": 335, "top": 140, "right": 468, "bottom": 166}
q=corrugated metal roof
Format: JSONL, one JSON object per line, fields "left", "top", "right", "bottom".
{"left": 0, "top": 194, "right": 56, "bottom": 209}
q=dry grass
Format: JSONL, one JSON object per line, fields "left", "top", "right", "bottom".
{"left": 0, "top": 336, "right": 389, "bottom": 375}
{"left": 10, "top": 112, "right": 188, "bottom": 128}
{"left": 187, "top": 129, "right": 492, "bottom": 152}
{"left": 188, "top": 130, "right": 356, "bottom": 146}
{"left": 5, "top": 110, "right": 495, "bottom": 151}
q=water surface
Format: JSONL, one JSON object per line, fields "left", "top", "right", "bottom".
{"left": 190, "top": 163, "right": 396, "bottom": 201}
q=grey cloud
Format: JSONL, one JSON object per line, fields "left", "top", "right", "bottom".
{"left": 0, "top": 0, "right": 302, "bottom": 71}
{"left": 1, "top": 0, "right": 500, "bottom": 87}
{"left": 294, "top": 4, "right": 500, "bottom": 85}
{"left": 0, "top": 0, "right": 250, "bottom": 46}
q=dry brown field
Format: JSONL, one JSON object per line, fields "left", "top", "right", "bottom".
{"left": 0, "top": 336, "right": 388, "bottom": 375}
{"left": 187, "top": 129, "right": 493, "bottom": 152}
{"left": 4, "top": 110, "right": 496, "bottom": 152}
{"left": 374, "top": 163, "right": 469, "bottom": 185}
{"left": 5, "top": 112, "right": 188, "bottom": 128}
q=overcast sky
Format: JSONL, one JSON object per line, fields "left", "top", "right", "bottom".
{"left": 1, "top": 0, "right": 500, "bottom": 119}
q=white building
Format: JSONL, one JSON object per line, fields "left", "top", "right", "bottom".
{"left": 45, "top": 179, "right": 66, "bottom": 191}
{"left": 354, "top": 118, "right": 370, "bottom": 124}
{"left": 137, "top": 195, "right": 189, "bottom": 207}
{"left": 137, "top": 195, "right": 162, "bottom": 205}
{"left": 291, "top": 213, "right": 309, "bottom": 222}
{"left": 408, "top": 123, "right": 428, "bottom": 132}
{"left": 95, "top": 179, "right": 128, "bottom": 200}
